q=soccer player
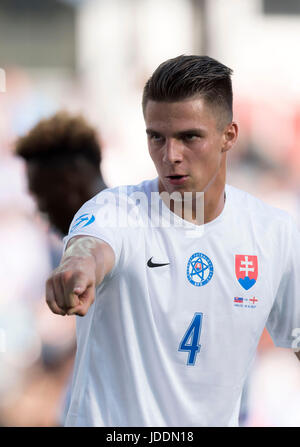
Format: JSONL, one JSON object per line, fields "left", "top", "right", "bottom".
{"left": 45, "top": 56, "right": 300, "bottom": 427}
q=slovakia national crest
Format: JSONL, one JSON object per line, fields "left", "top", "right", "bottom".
{"left": 235, "top": 255, "right": 258, "bottom": 290}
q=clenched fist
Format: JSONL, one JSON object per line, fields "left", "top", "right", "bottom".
{"left": 45, "top": 236, "right": 115, "bottom": 317}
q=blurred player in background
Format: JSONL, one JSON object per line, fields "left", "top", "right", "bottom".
{"left": 16, "top": 111, "right": 107, "bottom": 236}
{"left": 16, "top": 111, "right": 107, "bottom": 424}
{"left": 46, "top": 56, "right": 300, "bottom": 427}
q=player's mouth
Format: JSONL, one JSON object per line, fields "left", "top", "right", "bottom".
{"left": 166, "top": 175, "right": 189, "bottom": 185}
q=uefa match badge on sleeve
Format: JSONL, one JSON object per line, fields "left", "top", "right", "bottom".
{"left": 291, "top": 328, "right": 300, "bottom": 352}
{"left": 70, "top": 213, "right": 95, "bottom": 233}
{"left": 0, "top": 68, "right": 6, "bottom": 93}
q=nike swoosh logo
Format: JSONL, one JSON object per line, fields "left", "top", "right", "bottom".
{"left": 147, "top": 257, "right": 170, "bottom": 268}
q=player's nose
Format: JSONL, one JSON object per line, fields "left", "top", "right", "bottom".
{"left": 163, "top": 138, "right": 184, "bottom": 164}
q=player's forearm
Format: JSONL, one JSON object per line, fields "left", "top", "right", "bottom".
{"left": 63, "top": 236, "right": 114, "bottom": 286}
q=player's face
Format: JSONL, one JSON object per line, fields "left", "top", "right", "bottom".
{"left": 144, "top": 97, "right": 237, "bottom": 195}
{"left": 27, "top": 163, "right": 94, "bottom": 234}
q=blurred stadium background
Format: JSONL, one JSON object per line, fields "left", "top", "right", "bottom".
{"left": 0, "top": 0, "right": 300, "bottom": 426}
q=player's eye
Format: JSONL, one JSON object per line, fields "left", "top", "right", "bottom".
{"left": 182, "top": 134, "right": 199, "bottom": 142}
{"left": 149, "top": 133, "right": 164, "bottom": 143}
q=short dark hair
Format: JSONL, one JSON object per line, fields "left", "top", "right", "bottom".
{"left": 16, "top": 111, "right": 101, "bottom": 168}
{"left": 142, "top": 55, "right": 233, "bottom": 127}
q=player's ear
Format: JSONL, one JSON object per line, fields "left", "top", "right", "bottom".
{"left": 221, "top": 121, "right": 238, "bottom": 153}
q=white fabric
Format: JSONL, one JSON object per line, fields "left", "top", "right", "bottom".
{"left": 63, "top": 178, "right": 300, "bottom": 427}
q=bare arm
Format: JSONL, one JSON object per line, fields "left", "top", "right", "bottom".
{"left": 46, "top": 236, "right": 115, "bottom": 317}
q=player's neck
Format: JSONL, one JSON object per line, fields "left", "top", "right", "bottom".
{"left": 197, "top": 156, "right": 227, "bottom": 225}
{"left": 90, "top": 176, "right": 107, "bottom": 196}
{"left": 202, "top": 180, "right": 226, "bottom": 225}
{"left": 183, "top": 181, "right": 226, "bottom": 225}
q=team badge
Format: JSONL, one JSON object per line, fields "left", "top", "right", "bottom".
{"left": 70, "top": 213, "right": 95, "bottom": 233}
{"left": 187, "top": 253, "right": 214, "bottom": 287}
{"left": 235, "top": 255, "right": 258, "bottom": 290}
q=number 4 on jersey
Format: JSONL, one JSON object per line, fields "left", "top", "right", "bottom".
{"left": 179, "top": 313, "right": 203, "bottom": 365}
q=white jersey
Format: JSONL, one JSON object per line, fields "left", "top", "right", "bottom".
{"left": 63, "top": 178, "right": 300, "bottom": 427}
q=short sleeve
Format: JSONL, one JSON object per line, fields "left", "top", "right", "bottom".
{"left": 62, "top": 189, "right": 125, "bottom": 273}
{"left": 266, "top": 216, "right": 300, "bottom": 348}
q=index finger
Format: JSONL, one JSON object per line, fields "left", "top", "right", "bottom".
{"left": 63, "top": 272, "right": 89, "bottom": 308}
